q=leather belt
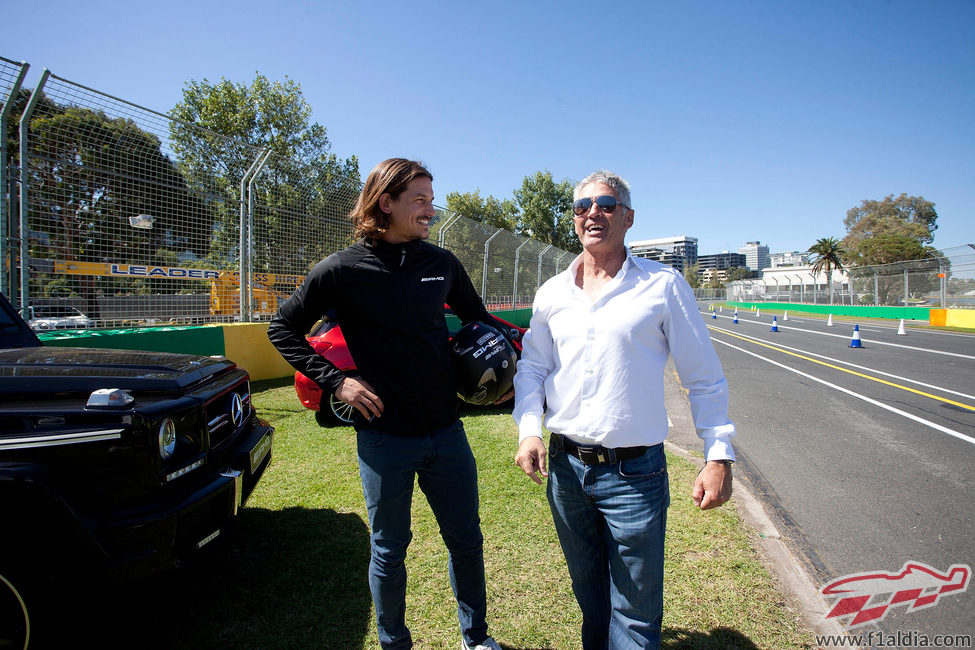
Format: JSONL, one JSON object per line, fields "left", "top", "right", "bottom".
{"left": 552, "top": 433, "right": 652, "bottom": 465}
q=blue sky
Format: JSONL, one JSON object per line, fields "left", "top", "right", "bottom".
{"left": 5, "top": 0, "right": 973, "bottom": 256}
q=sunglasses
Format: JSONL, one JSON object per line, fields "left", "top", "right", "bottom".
{"left": 572, "top": 195, "right": 629, "bottom": 216}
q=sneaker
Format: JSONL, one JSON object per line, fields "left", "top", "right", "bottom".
{"left": 461, "top": 637, "right": 501, "bottom": 650}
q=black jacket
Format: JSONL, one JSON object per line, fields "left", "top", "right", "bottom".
{"left": 268, "top": 238, "right": 495, "bottom": 435}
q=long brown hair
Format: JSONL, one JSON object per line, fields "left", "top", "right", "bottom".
{"left": 351, "top": 158, "right": 433, "bottom": 241}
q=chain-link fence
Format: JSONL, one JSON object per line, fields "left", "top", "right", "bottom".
{"left": 846, "top": 245, "right": 975, "bottom": 308}
{"left": 2, "top": 59, "right": 573, "bottom": 329}
{"left": 726, "top": 245, "right": 975, "bottom": 308}
{"left": 1, "top": 55, "right": 30, "bottom": 299}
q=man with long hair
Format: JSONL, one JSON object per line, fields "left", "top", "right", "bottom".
{"left": 269, "top": 158, "right": 501, "bottom": 650}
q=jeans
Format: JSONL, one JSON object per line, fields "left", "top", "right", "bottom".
{"left": 547, "top": 437, "right": 670, "bottom": 650}
{"left": 356, "top": 420, "right": 488, "bottom": 649}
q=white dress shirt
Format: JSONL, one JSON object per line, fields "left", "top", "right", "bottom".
{"left": 512, "top": 249, "right": 736, "bottom": 462}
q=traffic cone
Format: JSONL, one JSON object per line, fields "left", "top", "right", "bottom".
{"left": 849, "top": 324, "right": 863, "bottom": 348}
{"left": 827, "top": 314, "right": 834, "bottom": 327}
{"left": 756, "top": 308, "right": 761, "bottom": 318}
{"left": 771, "top": 316, "right": 779, "bottom": 332}
{"left": 733, "top": 313, "right": 739, "bottom": 324}
{"left": 783, "top": 311, "right": 789, "bottom": 321}
{"left": 719, "top": 305, "right": 723, "bottom": 313}
{"left": 712, "top": 311, "right": 717, "bottom": 319}
{"left": 897, "top": 319, "right": 907, "bottom": 336}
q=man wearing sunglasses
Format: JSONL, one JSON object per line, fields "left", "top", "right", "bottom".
{"left": 512, "top": 169, "right": 736, "bottom": 649}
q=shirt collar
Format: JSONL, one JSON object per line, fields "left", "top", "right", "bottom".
{"left": 565, "top": 247, "right": 637, "bottom": 283}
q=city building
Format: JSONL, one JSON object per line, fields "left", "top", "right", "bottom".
{"left": 738, "top": 241, "right": 770, "bottom": 271}
{"left": 770, "top": 251, "right": 811, "bottom": 267}
{"left": 698, "top": 252, "right": 746, "bottom": 271}
{"left": 629, "top": 236, "right": 698, "bottom": 274}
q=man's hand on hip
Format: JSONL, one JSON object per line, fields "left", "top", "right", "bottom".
{"left": 335, "top": 376, "right": 384, "bottom": 421}
{"left": 692, "top": 461, "right": 733, "bottom": 510}
{"left": 515, "top": 437, "right": 548, "bottom": 485}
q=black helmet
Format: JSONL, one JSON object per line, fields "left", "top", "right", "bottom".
{"left": 451, "top": 321, "right": 518, "bottom": 405}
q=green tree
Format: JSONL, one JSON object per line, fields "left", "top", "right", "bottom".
{"left": 841, "top": 194, "right": 938, "bottom": 304}
{"left": 726, "top": 267, "right": 753, "bottom": 283}
{"left": 445, "top": 190, "right": 518, "bottom": 231}
{"left": 808, "top": 237, "right": 846, "bottom": 305}
{"left": 169, "top": 73, "right": 360, "bottom": 272}
{"left": 513, "top": 171, "right": 580, "bottom": 253}
{"left": 683, "top": 263, "right": 701, "bottom": 289}
{"left": 842, "top": 194, "right": 937, "bottom": 265}
{"left": 26, "top": 105, "right": 210, "bottom": 311}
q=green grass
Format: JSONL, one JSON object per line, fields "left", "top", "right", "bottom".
{"left": 56, "top": 378, "right": 814, "bottom": 649}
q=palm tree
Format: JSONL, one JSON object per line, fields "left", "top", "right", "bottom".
{"left": 808, "top": 237, "right": 846, "bottom": 305}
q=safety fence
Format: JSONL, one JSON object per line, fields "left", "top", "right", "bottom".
{"left": 1, "top": 56, "right": 573, "bottom": 329}
{"left": 727, "top": 245, "right": 975, "bottom": 308}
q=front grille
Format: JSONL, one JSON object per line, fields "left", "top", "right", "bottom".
{"left": 204, "top": 382, "right": 251, "bottom": 450}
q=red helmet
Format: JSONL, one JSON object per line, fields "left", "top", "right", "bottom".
{"left": 451, "top": 321, "right": 517, "bottom": 405}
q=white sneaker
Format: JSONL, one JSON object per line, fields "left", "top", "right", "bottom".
{"left": 461, "top": 636, "right": 501, "bottom": 650}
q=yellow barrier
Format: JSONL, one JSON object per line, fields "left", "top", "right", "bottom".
{"left": 222, "top": 323, "right": 296, "bottom": 382}
{"left": 945, "top": 309, "right": 975, "bottom": 329}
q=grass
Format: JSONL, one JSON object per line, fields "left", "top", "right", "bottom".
{"left": 51, "top": 378, "right": 815, "bottom": 649}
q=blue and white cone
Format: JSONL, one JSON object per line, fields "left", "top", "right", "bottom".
{"left": 733, "top": 311, "right": 739, "bottom": 324}
{"left": 771, "top": 316, "right": 779, "bottom": 332}
{"left": 849, "top": 324, "right": 863, "bottom": 348}
{"left": 712, "top": 311, "right": 717, "bottom": 319}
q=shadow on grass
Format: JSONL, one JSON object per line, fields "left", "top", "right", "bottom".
{"left": 40, "top": 506, "right": 372, "bottom": 649}
{"left": 662, "top": 626, "right": 760, "bottom": 649}
{"left": 496, "top": 626, "right": 758, "bottom": 650}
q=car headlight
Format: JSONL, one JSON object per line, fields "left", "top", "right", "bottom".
{"left": 158, "top": 418, "right": 177, "bottom": 460}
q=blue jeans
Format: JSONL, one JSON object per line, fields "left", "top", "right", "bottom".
{"left": 356, "top": 420, "right": 488, "bottom": 649}
{"left": 547, "top": 437, "right": 670, "bottom": 650}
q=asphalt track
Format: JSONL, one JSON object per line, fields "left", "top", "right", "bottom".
{"left": 688, "top": 307, "right": 974, "bottom": 641}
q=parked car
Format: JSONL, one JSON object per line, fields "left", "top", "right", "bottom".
{"left": 295, "top": 311, "right": 526, "bottom": 426}
{"left": 19, "top": 304, "right": 93, "bottom": 330}
{"left": 0, "top": 291, "right": 273, "bottom": 648}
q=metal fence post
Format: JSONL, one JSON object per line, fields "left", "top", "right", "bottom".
{"left": 245, "top": 149, "right": 271, "bottom": 321}
{"left": 903, "top": 266, "right": 909, "bottom": 306}
{"left": 239, "top": 151, "right": 266, "bottom": 322}
{"left": 555, "top": 250, "right": 571, "bottom": 275}
{"left": 512, "top": 239, "right": 530, "bottom": 309}
{"left": 1, "top": 58, "right": 29, "bottom": 299}
{"left": 16, "top": 69, "right": 51, "bottom": 310}
{"left": 537, "top": 245, "right": 553, "bottom": 289}
{"left": 438, "top": 212, "right": 461, "bottom": 248}
{"left": 481, "top": 228, "right": 503, "bottom": 299}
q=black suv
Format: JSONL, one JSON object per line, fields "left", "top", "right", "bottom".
{"left": 0, "top": 292, "right": 273, "bottom": 648}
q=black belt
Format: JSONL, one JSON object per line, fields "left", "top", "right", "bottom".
{"left": 552, "top": 433, "right": 652, "bottom": 465}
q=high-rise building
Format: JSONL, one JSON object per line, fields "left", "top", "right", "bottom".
{"left": 738, "top": 241, "right": 770, "bottom": 271}
{"left": 697, "top": 252, "right": 747, "bottom": 271}
{"left": 629, "top": 236, "right": 698, "bottom": 274}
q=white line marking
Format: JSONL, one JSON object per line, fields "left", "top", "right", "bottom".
{"left": 712, "top": 338, "right": 975, "bottom": 446}
{"left": 717, "top": 316, "right": 975, "bottom": 360}
{"left": 709, "top": 325, "right": 975, "bottom": 401}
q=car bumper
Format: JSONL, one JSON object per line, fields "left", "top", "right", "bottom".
{"left": 294, "top": 372, "right": 323, "bottom": 411}
{"left": 103, "top": 420, "right": 274, "bottom": 580}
